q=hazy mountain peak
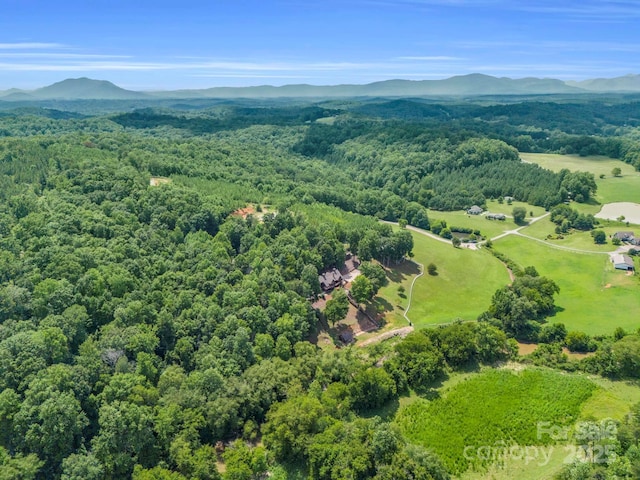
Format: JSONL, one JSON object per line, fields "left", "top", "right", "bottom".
{"left": 567, "top": 74, "right": 640, "bottom": 92}
{"left": 2, "top": 74, "right": 640, "bottom": 101}
{"left": 32, "top": 77, "right": 146, "bottom": 100}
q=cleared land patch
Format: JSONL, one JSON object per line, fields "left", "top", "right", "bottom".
{"left": 519, "top": 152, "right": 635, "bottom": 176}
{"left": 595, "top": 201, "right": 640, "bottom": 225}
{"left": 395, "top": 368, "right": 596, "bottom": 475}
{"left": 521, "top": 153, "right": 640, "bottom": 209}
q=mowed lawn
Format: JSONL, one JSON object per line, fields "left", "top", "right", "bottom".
{"left": 493, "top": 235, "right": 640, "bottom": 334}
{"left": 522, "top": 218, "right": 631, "bottom": 252}
{"left": 405, "top": 230, "right": 510, "bottom": 326}
{"left": 485, "top": 199, "right": 547, "bottom": 218}
{"left": 427, "top": 209, "right": 514, "bottom": 239}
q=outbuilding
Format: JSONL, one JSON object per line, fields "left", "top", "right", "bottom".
{"left": 611, "top": 253, "right": 635, "bottom": 271}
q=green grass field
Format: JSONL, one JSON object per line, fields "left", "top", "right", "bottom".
{"left": 459, "top": 373, "right": 640, "bottom": 480}
{"left": 372, "top": 259, "right": 423, "bottom": 327}
{"left": 520, "top": 153, "right": 635, "bottom": 177}
{"left": 521, "top": 219, "right": 632, "bottom": 252}
{"left": 395, "top": 367, "right": 640, "bottom": 480}
{"left": 427, "top": 210, "right": 513, "bottom": 240}
{"left": 493, "top": 235, "right": 639, "bottom": 335}
{"left": 597, "top": 176, "right": 640, "bottom": 205}
{"left": 379, "top": 221, "right": 639, "bottom": 334}
{"left": 403, "top": 230, "right": 510, "bottom": 326}
{"left": 395, "top": 368, "right": 596, "bottom": 475}
{"left": 520, "top": 153, "right": 640, "bottom": 214}
{"left": 485, "top": 199, "right": 547, "bottom": 218}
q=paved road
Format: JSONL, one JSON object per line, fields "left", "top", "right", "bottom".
{"left": 403, "top": 260, "right": 424, "bottom": 324}
{"left": 489, "top": 212, "right": 550, "bottom": 242}
{"left": 380, "top": 221, "right": 452, "bottom": 245}
{"left": 513, "top": 231, "right": 610, "bottom": 255}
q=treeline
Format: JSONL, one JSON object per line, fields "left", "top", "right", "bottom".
{"left": 112, "top": 106, "right": 339, "bottom": 135}
{"left": 294, "top": 121, "right": 596, "bottom": 210}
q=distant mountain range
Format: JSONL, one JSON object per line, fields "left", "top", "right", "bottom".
{"left": 2, "top": 74, "right": 640, "bottom": 101}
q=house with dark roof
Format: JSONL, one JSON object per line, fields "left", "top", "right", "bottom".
{"left": 340, "top": 253, "right": 361, "bottom": 275}
{"left": 611, "top": 253, "right": 635, "bottom": 271}
{"left": 613, "top": 231, "right": 636, "bottom": 243}
{"left": 338, "top": 330, "right": 354, "bottom": 344}
{"left": 319, "top": 268, "right": 344, "bottom": 291}
{"left": 486, "top": 213, "right": 506, "bottom": 221}
{"left": 467, "top": 205, "right": 483, "bottom": 215}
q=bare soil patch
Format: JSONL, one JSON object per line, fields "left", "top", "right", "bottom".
{"left": 595, "top": 202, "right": 640, "bottom": 225}
{"left": 231, "top": 205, "right": 256, "bottom": 218}
{"left": 517, "top": 342, "right": 538, "bottom": 355}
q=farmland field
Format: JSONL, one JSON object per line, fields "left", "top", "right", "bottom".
{"left": 493, "top": 234, "right": 640, "bottom": 334}
{"left": 395, "top": 368, "right": 596, "bottom": 475}
{"left": 519, "top": 153, "right": 635, "bottom": 176}
{"left": 521, "top": 152, "right": 640, "bottom": 211}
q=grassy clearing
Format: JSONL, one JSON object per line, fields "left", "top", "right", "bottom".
{"left": 520, "top": 152, "right": 640, "bottom": 211}
{"left": 485, "top": 199, "right": 547, "bottom": 218}
{"left": 427, "top": 210, "right": 512, "bottom": 239}
{"left": 292, "top": 202, "right": 379, "bottom": 230}
{"left": 395, "top": 368, "right": 596, "bottom": 475}
{"left": 493, "top": 235, "right": 640, "bottom": 335}
{"left": 521, "top": 220, "right": 631, "bottom": 251}
{"left": 580, "top": 377, "right": 640, "bottom": 421}
{"left": 173, "top": 175, "right": 264, "bottom": 205}
{"left": 459, "top": 444, "right": 568, "bottom": 480}
{"left": 597, "top": 176, "right": 640, "bottom": 206}
{"left": 403, "top": 230, "right": 510, "bottom": 326}
{"left": 373, "top": 259, "right": 422, "bottom": 327}
{"left": 520, "top": 153, "right": 635, "bottom": 177}
{"left": 458, "top": 374, "right": 640, "bottom": 480}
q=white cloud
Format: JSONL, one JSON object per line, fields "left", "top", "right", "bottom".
{"left": 0, "top": 53, "right": 131, "bottom": 59}
{"left": 0, "top": 42, "right": 67, "bottom": 49}
{"left": 396, "top": 56, "right": 465, "bottom": 61}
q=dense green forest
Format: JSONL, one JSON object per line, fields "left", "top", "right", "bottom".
{"left": 1, "top": 96, "right": 640, "bottom": 479}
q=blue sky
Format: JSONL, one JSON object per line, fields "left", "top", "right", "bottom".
{"left": 1, "top": 0, "right": 639, "bottom": 90}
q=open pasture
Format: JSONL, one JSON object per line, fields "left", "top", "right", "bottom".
{"left": 403, "top": 229, "right": 510, "bottom": 326}
{"left": 427, "top": 209, "right": 513, "bottom": 239}
{"left": 493, "top": 235, "right": 639, "bottom": 335}
{"left": 395, "top": 368, "right": 595, "bottom": 475}
{"left": 521, "top": 152, "right": 640, "bottom": 212}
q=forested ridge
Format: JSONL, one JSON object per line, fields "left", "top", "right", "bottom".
{"left": 1, "top": 96, "right": 640, "bottom": 479}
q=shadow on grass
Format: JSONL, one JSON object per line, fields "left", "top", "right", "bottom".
{"left": 360, "top": 397, "right": 401, "bottom": 421}
{"left": 385, "top": 260, "right": 421, "bottom": 283}
{"left": 356, "top": 309, "right": 379, "bottom": 333}
{"left": 413, "top": 372, "right": 450, "bottom": 398}
{"left": 456, "top": 360, "right": 483, "bottom": 374}
{"left": 275, "top": 461, "right": 308, "bottom": 480}
{"left": 374, "top": 296, "right": 394, "bottom": 314}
